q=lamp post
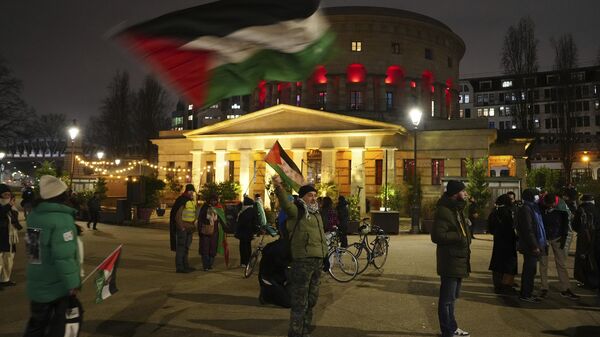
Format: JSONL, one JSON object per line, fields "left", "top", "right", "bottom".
{"left": 115, "top": 158, "right": 121, "bottom": 166}
{"left": 97, "top": 151, "right": 105, "bottom": 161}
{"left": 0, "top": 151, "right": 5, "bottom": 183}
{"left": 67, "top": 120, "right": 80, "bottom": 190}
{"left": 409, "top": 107, "right": 422, "bottom": 234}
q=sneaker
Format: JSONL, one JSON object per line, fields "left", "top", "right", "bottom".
{"left": 454, "top": 328, "right": 470, "bottom": 336}
{"left": 519, "top": 296, "right": 542, "bottom": 303}
{"left": 240, "top": 264, "right": 247, "bottom": 268}
{"left": 560, "top": 289, "right": 580, "bottom": 300}
{"left": 539, "top": 289, "right": 548, "bottom": 298}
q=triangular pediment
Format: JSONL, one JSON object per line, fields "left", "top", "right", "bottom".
{"left": 184, "top": 104, "right": 406, "bottom": 137}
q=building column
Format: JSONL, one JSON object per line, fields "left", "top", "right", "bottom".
{"left": 214, "top": 150, "right": 227, "bottom": 183}
{"left": 191, "top": 150, "right": 203, "bottom": 189}
{"left": 320, "top": 149, "right": 336, "bottom": 184}
{"left": 350, "top": 148, "right": 366, "bottom": 216}
{"left": 292, "top": 149, "right": 306, "bottom": 178}
{"left": 239, "top": 150, "right": 252, "bottom": 197}
{"left": 384, "top": 148, "right": 396, "bottom": 185}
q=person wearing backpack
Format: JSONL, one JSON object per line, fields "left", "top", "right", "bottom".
{"left": 572, "top": 194, "right": 599, "bottom": 289}
{"left": 273, "top": 176, "right": 327, "bottom": 337}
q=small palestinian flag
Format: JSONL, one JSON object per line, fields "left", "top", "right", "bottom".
{"left": 265, "top": 140, "right": 303, "bottom": 191}
{"left": 94, "top": 245, "right": 122, "bottom": 304}
{"left": 115, "top": 0, "right": 335, "bottom": 108}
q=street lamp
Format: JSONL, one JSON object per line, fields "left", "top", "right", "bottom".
{"left": 409, "top": 107, "right": 423, "bottom": 234}
{"left": 582, "top": 154, "right": 591, "bottom": 177}
{"left": 115, "top": 159, "right": 121, "bottom": 166}
{"left": 0, "top": 151, "right": 5, "bottom": 183}
{"left": 97, "top": 151, "right": 105, "bottom": 161}
{"left": 68, "top": 120, "right": 79, "bottom": 190}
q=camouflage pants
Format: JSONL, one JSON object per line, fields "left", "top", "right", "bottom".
{"left": 288, "top": 257, "right": 322, "bottom": 337}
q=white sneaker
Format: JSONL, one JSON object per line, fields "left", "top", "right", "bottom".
{"left": 454, "top": 328, "right": 470, "bottom": 336}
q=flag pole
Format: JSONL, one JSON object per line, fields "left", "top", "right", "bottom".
{"left": 82, "top": 244, "right": 123, "bottom": 285}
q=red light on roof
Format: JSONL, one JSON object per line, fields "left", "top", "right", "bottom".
{"left": 410, "top": 81, "right": 417, "bottom": 88}
{"left": 430, "top": 85, "right": 435, "bottom": 93}
{"left": 385, "top": 65, "right": 404, "bottom": 85}
{"left": 258, "top": 80, "right": 266, "bottom": 104}
{"left": 347, "top": 63, "right": 366, "bottom": 83}
{"left": 313, "top": 65, "right": 327, "bottom": 84}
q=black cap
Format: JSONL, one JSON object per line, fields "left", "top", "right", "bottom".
{"left": 184, "top": 184, "right": 195, "bottom": 192}
{"left": 0, "top": 184, "right": 10, "bottom": 195}
{"left": 298, "top": 185, "right": 318, "bottom": 198}
{"left": 446, "top": 180, "right": 465, "bottom": 196}
{"left": 243, "top": 196, "right": 254, "bottom": 205}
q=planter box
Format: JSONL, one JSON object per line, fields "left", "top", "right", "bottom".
{"left": 371, "top": 211, "right": 400, "bottom": 234}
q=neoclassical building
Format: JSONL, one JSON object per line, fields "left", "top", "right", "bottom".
{"left": 155, "top": 7, "right": 525, "bottom": 213}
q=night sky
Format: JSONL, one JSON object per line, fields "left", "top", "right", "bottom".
{"left": 1, "top": 0, "right": 598, "bottom": 124}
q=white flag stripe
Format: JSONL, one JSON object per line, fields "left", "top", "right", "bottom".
{"left": 182, "top": 10, "right": 329, "bottom": 69}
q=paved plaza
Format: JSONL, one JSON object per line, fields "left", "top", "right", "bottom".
{"left": 1, "top": 223, "right": 599, "bottom": 337}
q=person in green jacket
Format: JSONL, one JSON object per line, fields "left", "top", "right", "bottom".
{"left": 273, "top": 176, "right": 327, "bottom": 337}
{"left": 24, "top": 175, "right": 81, "bottom": 337}
{"left": 431, "top": 180, "right": 471, "bottom": 337}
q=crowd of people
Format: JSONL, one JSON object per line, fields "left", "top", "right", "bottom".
{"left": 432, "top": 180, "right": 600, "bottom": 337}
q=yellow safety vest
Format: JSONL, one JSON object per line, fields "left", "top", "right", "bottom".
{"left": 182, "top": 200, "right": 196, "bottom": 222}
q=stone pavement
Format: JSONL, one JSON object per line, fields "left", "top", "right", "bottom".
{"left": 0, "top": 223, "right": 599, "bottom": 337}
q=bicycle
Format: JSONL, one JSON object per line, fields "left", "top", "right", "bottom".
{"left": 347, "top": 218, "right": 390, "bottom": 275}
{"left": 244, "top": 233, "right": 267, "bottom": 278}
{"left": 326, "top": 227, "right": 359, "bottom": 282}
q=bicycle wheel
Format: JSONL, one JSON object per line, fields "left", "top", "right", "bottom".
{"left": 244, "top": 251, "right": 260, "bottom": 278}
{"left": 372, "top": 238, "right": 389, "bottom": 269}
{"left": 328, "top": 247, "right": 358, "bottom": 282}
{"left": 348, "top": 242, "right": 370, "bottom": 274}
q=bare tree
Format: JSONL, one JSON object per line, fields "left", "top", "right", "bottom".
{"left": 131, "top": 76, "right": 171, "bottom": 159}
{"left": 0, "top": 57, "right": 32, "bottom": 143}
{"left": 500, "top": 16, "right": 539, "bottom": 132}
{"left": 551, "top": 34, "right": 578, "bottom": 185}
{"left": 34, "top": 113, "right": 68, "bottom": 139}
{"left": 91, "top": 71, "right": 134, "bottom": 157}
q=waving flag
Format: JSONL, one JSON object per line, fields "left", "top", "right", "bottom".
{"left": 265, "top": 140, "right": 304, "bottom": 191}
{"left": 115, "top": 0, "right": 335, "bottom": 108}
{"left": 93, "top": 245, "right": 122, "bottom": 304}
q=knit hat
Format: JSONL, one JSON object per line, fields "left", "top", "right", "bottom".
{"left": 39, "top": 175, "right": 68, "bottom": 200}
{"left": 184, "top": 184, "right": 195, "bottom": 192}
{"left": 581, "top": 194, "right": 595, "bottom": 202}
{"left": 0, "top": 184, "right": 10, "bottom": 195}
{"left": 298, "top": 185, "right": 317, "bottom": 198}
{"left": 445, "top": 180, "right": 465, "bottom": 196}
{"left": 243, "top": 196, "right": 254, "bottom": 206}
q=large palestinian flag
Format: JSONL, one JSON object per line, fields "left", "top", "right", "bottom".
{"left": 94, "top": 245, "right": 122, "bottom": 304}
{"left": 265, "top": 141, "right": 304, "bottom": 191}
{"left": 115, "top": 0, "right": 335, "bottom": 108}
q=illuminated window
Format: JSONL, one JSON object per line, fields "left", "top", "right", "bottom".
{"left": 317, "top": 91, "right": 327, "bottom": 110}
{"left": 431, "top": 159, "right": 444, "bottom": 185}
{"left": 502, "top": 80, "right": 513, "bottom": 88}
{"left": 188, "top": 104, "right": 193, "bottom": 110}
{"left": 375, "top": 159, "right": 383, "bottom": 185}
{"left": 489, "top": 108, "right": 495, "bottom": 117}
{"left": 228, "top": 161, "right": 235, "bottom": 181}
{"left": 431, "top": 99, "right": 435, "bottom": 117}
{"left": 351, "top": 41, "right": 362, "bottom": 52}
{"left": 187, "top": 115, "right": 193, "bottom": 121}
{"left": 386, "top": 92, "right": 393, "bottom": 111}
{"left": 226, "top": 115, "right": 241, "bottom": 119}
{"left": 210, "top": 104, "right": 219, "bottom": 109}
{"left": 464, "top": 95, "right": 470, "bottom": 103}
{"left": 206, "top": 161, "right": 215, "bottom": 183}
{"left": 391, "top": 42, "right": 401, "bottom": 54}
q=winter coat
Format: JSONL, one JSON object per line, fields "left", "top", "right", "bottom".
{"left": 336, "top": 202, "right": 349, "bottom": 233}
{"left": 276, "top": 187, "right": 327, "bottom": 260}
{"left": 169, "top": 194, "right": 192, "bottom": 251}
{"left": 0, "top": 205, "right": 20, "bottom": 253}
{"left": 572, "top": 202, "right": 599, "bottom": 287}
{"left": 488, "top": 204, "right": 518, "bottom": 275}
{"left": 236, "top": 205, "right": 258, "bottom": 241}
{"left": 87, "top": 196, "right": 101, "bottom": 213}
{"left": 541, "top": 206, "right": 569, "bottom": 241}
{"left": 431, "top": 194, "right": 471, "bottom": 278}
{"left": 516, "top": 201, "right": 544, "bottom": 255}
{"left": 26, "top": 202, "right": 80, "bottom": 303}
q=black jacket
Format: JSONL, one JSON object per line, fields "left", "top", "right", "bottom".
{"left": 431, "top": 194, "right": 471, "bottom": 278}
{"left": 488, "top": 203, "right": 518, "bottom": 274}
{"left": 516, "top": 202, "right": 542, "bottom": 255}
{"left": 235, "top": 206, "right": 258, "bottom": 241}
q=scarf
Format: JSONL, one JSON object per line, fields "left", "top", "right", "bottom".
{"left": 298, "top": 198, "right": 319, "bottom": 219}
